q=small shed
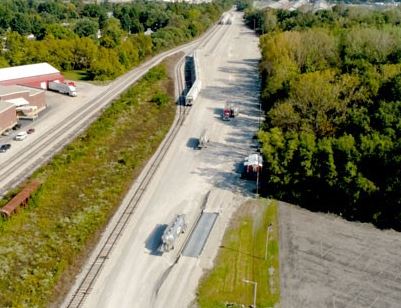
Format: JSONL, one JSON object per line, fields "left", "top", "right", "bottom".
{"left": 0, "top": 181, "right": 41, "bottom": 218}
{"left": 243, "top": 154, "right": 263, "bottom": 177}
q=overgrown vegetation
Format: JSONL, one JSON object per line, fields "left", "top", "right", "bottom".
{"left": 244, "top": 5, "right": 401, "bottom": 34}
{"left": 0, "top": 63, "right": 176, "bottom": 307}
{"left": 255, "top": 7, "right": 401, "bottom": 229}
{"left": 0, "top": 0, "right": 232, "bottom": 80}
{"left": 197, "top": 199, "right": 280, "bottom": 308}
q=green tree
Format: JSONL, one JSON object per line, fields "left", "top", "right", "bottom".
{"left": 100, "top": 18, "right": 124, "bottom": 48}
{"left": 10, "top": 13, "right": 31, "bottom": 35}
{"left": 74, "top": 18, "right": 98, "bottom": 38}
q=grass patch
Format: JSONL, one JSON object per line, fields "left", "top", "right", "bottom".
{"left": 0, "top": 61, "right": 177, "bottom": 307}
{"left": 62, "top": 70, "right": 91, "bottom": 81}
{"left": 197, "top": 199, "right": 280, "bottom": 308}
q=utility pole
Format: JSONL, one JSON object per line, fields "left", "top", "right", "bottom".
{"left": 256, "top": 165, "right": 260, "bottom": 197}
{"left": 265, "top": 224, "right": 272, "bottom": 260}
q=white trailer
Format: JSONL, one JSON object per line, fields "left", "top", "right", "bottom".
{"left": 185, "top": 50, "right": 201, "bottom": 106}
{"left": 160, "top": 214, "right": 187, "bottom": 252}
{"left": 185, "top": 79, "right": 201, "bottom": 106}
{"left": 48, "top": 81, "right": 77, "bottom": 97}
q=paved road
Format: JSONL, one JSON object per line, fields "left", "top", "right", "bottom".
{"left": 64, "top": 11, "right": 261, "bottom": 308}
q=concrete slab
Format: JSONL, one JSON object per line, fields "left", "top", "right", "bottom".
{"left": 182, "top": 212, "right": 218, "bottom": 257}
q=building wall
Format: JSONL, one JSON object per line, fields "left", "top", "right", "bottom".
{"left": 0, "top": 105, "right": 17, "bottom": 134}
{"left": 0, "top": 90, "right": 47, "bottom": 113}
{"left": 0, "top": 73, "right": 64, "bottom": 89}
{"left": 28, "top": 91, "right": 46, "bottom": 111}
{"left": 0, "top": 92, "right": 28, "bottom": 101}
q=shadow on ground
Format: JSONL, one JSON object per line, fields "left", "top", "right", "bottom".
{"left": 145, "top": 224, "right": 167, "bottom": 256}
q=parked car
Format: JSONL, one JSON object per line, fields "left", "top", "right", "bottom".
{"left": 27, "top": 128, "right": 35, "bottom": 134}
{"left": 15, "top": 132, "right": 27, "bottom": 141}
{"left": 12, "top": 123, "right": 21, "bottom": 130}
{"left": 0, "top": 144, "right": 11, "bottom": 152}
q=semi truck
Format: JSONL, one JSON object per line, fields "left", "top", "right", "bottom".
{"left": 160, "top": 214, "right": 187, "bottom": 252}
{"left": 48, "top": 81, "right": 77, "bottom": 97}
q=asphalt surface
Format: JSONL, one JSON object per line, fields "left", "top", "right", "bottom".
{"left": 63, "top": 10, "right": 261, "bottom": 308}
{"left": 182, "top": 212, "right": 218, "bottom": 258}
{"left": 279, "top": 201, "right": 401, "bottom": 308}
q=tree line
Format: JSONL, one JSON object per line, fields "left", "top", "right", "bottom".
{"left": 256, "top": 7, "right": 401, "bottom": 230}
{"left": 0, "top": 0, "right": 232, "bottom": 80}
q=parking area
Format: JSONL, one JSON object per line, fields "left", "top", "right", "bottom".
{"left": 279, "top": 201, "right": 401, "bottom": 308}
{"left": 0, "top": 81, "right": 108, "bottom": 157}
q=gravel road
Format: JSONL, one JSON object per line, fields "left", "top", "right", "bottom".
{"left": 66, "top": 11, "right": 261, "bottom": 308}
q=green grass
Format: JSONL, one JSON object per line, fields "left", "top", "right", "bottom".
{"left": 62, "top": 70, "right": 91, "bottom": 81}
{"left": 197, "top": 199, "right": 280, "bottom": 308}
{"left": 0, "top": 63, "right": 176, "bottom": 307}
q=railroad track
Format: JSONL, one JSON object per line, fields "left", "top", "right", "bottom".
{"left": 0, "top": 20, "right": 222, "bottom": 196}
{"left": 65, "top": 50, "right": 191, "bottom": 308}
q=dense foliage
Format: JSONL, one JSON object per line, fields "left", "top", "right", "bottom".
{"left": 257, "top": 7, "right": 401, "bottom": 229}
{"left": 245, "top": 5, "right": 401, "bottom": 34}
{"left": 235, "top": 0, "right": 253, "bottom": 11}
{"left": 0, "top": 0, "right": 232, "bottom": 80}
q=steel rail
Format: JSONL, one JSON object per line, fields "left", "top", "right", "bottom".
{"left": 65, "top": 50, "right": 190, "bottom": 308}
{"left": 0, "top": 21, "right": 222, "bottom": 196}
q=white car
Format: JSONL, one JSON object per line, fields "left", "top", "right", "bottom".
{"left": 15, "top": 132, "right": 28, "bottom": 141}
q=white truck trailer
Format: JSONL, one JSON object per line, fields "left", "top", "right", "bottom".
{"left": 160, "top": 214, "right": 187, "bottom": 252}
{"left": 48, "top": 81, "right": 77, "bottom": 97}
{"left": 185, "top": 50, "right": 201, "bottom": 106}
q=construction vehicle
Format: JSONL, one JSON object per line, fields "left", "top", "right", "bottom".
{"left": 242, "top": 153, "right": 263, "bottom": 179}
{"left": 160, "top": 214, "right": 187, "bottom": 252}
{"left": 198, "top": 130, "right": 209, "bottom": 149}
{"left": 48, "top": 81, "right": 77, "bottom": 97}
{"left": 222, "top": 102, "right": 239, "bottom": 121}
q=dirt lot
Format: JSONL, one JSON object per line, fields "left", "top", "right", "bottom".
{"left": 279, "top": 202, "right": 401, "bottom": 308}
